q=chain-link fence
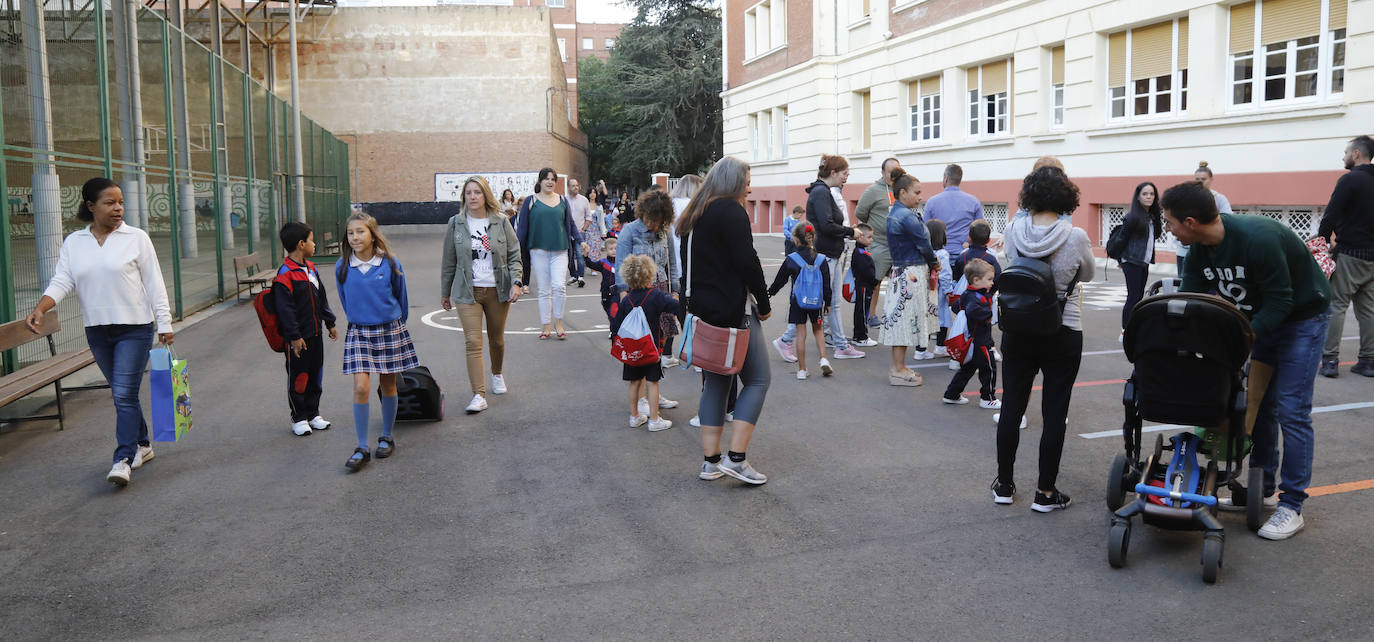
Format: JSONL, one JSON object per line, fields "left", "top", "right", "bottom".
{"left": 2, "top": 1, "right": 350, "bottom": 374}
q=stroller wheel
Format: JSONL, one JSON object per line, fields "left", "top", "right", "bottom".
{"left": 1246, "top": 467, "right": 1264, "bottom": 532}
{"left": 1201, "top": 535, "right": 1223, "bottom": 584}
{"left": 1108, "top": 520, "right": 1131, "bottom": 569}
{"left": 1107, "top": 454, "right": 1130, "bottom": 511}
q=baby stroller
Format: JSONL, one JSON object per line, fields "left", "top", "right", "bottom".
{"left": 1105, "top": 279, "right": 1258, "bottom": 584}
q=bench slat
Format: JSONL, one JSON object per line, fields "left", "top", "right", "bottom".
{"left": 232, "top": 252, "right": 262, "bottom": 271}
{"left": 0, "top": 311, "right": 59, "bottom": 352}
{"left": 0, "top": 350, "right": 97, "bottom": 407}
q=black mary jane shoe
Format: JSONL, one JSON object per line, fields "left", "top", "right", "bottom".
{"left": 376, "top": 436, "right": 395, "bottom": 459}
{"left": 345, "top": 448, "right": 371, "bottom": 472}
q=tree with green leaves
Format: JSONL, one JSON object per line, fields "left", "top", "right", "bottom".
{"left": 578, "top": 0, "right": 722, "bottom": 188}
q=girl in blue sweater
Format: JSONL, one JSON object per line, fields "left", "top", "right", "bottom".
{"left": 336, "top": 212, "right": 419, "bottom": 471}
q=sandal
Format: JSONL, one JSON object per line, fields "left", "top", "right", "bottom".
{"left": 376, "top": 436, "right": 395, "bottom": 459}
{"left": 888, "top": 371, "right": 923, "bottom": 387}
{"left": 556, "top": 332, "right": 567, "bottom": 340}
{"left": 538, "top": 333, "right": 551, "bottom": 340}
{"left": 345, "top": 447, "right": 371, "bottom": 472}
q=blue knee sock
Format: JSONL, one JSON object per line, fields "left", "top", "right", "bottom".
{"left": 353, "top": 402, "right": 370, "bottom": 449}
{"left": 380, "top": 394, "right": 397, "bottom": 439}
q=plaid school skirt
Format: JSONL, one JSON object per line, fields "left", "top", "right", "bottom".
{"left": 342, "top": 320, "right": 420, "bottom": 375}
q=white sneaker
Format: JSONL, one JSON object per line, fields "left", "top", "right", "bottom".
{"left": 638, "top": 397, "right": 650, "bottom": 417}
{"left": 629, "top": 414, "right": 648, "bottom": 428}
{"left": 819, "top": 358, "right": 834, "bottom": 377}
{"left": 1258, "top": 506, "right": 1304, "bottom": 540}
{"left": 699, "top": 460, "right": 724, "bottom": 480}
{"left": 911, "top": 350, "right": 935, "bottom": 360}
{"left": 647, "top": 418, "right": 673, "bottom": 432}
{"left": 1219, "top": 491, "right": 1279, "bottom": 512}
{"left": 291, "top": 420, "right": 312, "bottom": 436}
{"left": 689, "top": 415, "right": 701, "bottom": 427}
{"left": 979, "top": 399, "right": 1002, "bottom": 410}
{"left": 1118, "top": 330, "right": 1125, "bottom": 343}
{"left": 658, "top": 396, "right": 679, "bottom": 409}
{"left": 933, "top": 346, "right": 948, "bottom": 356}
{"left": 465, "top": 394, "right": 488, "bottom": 414}
{"left": 106, "top": 459, "right": 131, "bottom": 486}
{"left": 491, "top": 374, "right": 508, "bottom": 395}
{"left": 853, "top": 338, "right": 879, "bottom": 347}
{"left": 942, "top": 395, "right": 969, "bottom": 405}
{"left": 308, "top": 416, "right": 332, "bottom": 431}
{"left": 131, "top": 444, "right": 154, "bottom": 470}
{"left": 948, "top": 360, "right": 961, "bottom": 371}
{"left": 994, "top": 413, "right": 1028, "bottom": 429}
{"left": 661, "top": 356, "right": 681, "bottom": 368}
{"left": 797, "top": 370, "right": 809, "bottom": 380}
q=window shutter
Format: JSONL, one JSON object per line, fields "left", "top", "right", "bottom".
{"left": 967, "top": 67, "right": 979, "bottom": 94}
{"left": 1051, "top": 46, "right": 1065, "bottom": 85}
{"left": 1177, "top": 18, "right": 1189, "bottom": 69}
{"left": 1131, "top": 22, "right": 1174, "bottom": 80}
{"left": 920, "top": 75, "right": 941, "bottom": 97}
{"left": 1230, "top": 2, "right": 1255, "bottom": 54}
{"left": 982, "top": 60, "right": 1008, "bottom": 95}
{"left": 909, "top": 82, "right": 921, "bottom": 105}
{"left": 1108, "top": 32, "right": 1127, "bottom": 87}
{"left": 1331, "top": 0, "right": 1347, "bottom": 30}
{"left": 862, "top": 92, "right": 872, "bottom": 149}
{"left": 1261, "top": 0, "right": 1321, "bottom": 45}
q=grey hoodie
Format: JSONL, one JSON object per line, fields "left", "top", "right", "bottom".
{"left": 1003, "top": 216, "right": 1095, "bottom": 331}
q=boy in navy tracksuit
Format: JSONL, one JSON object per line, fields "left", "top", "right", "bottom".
{"left": 850, "top": 224, "right": 880, "bottom": 343}
{"left": 272, "top": 222, "right": 338, "bottom": 436}
{"left": 952, "top": 219, "right": 1002, "bottom": 287}
{"left": 584, "top": 236, "right": 619, "bottom": 325}
{"left": 943, "top": 259, "right": 999, "bottom": 408}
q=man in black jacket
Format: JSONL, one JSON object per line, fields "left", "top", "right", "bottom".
{"left": 1318, "top": 135, "right": 1374, "bottom": 377}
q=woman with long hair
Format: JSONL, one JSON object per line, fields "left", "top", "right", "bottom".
{"left": 499, "top": 188, "right": 518, "bottom": 222}
{"left": 677, "top": 156, "right": 773, "bottom": 485}
{"left": 516, "top": 167, "right": 588, "bottom": 339}
{"left": 441, "top": 176, "right": 524, "bottom": 414}
{"left": 1119, "top": 181, "right": 1163, "bottom": 336}
{"left": 880, "top": 168, "right": 940, "bottom": 386}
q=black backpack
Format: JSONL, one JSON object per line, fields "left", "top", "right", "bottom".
{"left": 998, "top": 257, "right": 1079, "bottom": 336}
{"left": 1105, "top": 223, "right": 1129, "bottom": 261}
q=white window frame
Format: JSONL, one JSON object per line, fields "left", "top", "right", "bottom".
{"left": 966, "top": 63, "right": 1010, "bottom": 139}
{"left": 907, "top": 79, "right": 942, "bottom": 143}
{"left": 854, "top": 90, "right": 872, "bottom": 151}
{"left": 1228, "top": 0, "right": 1344, "bottom": 110}
{"left": 775, "top": 106, "right": 789, "bottom": 158}
{"left": 1106, "top": 20, "right": 1189, "bottom": 124}
{"left": 605, "top": 38, "right": 616, "bottom": 50}
{"left": 1330, "top": 28, "right": 1346, "bottom": 94}
{"left": 1051, "top": 83, "right": 1065, "bottom": 129}
{"left": 582, "top": 38, "right": 593, "bottom": 50}
{"left": 744, "top": 0, "right": 787, "bottom": 62}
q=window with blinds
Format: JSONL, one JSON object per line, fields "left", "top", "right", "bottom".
{"left": 855, "top": 90, "right": 872, "bottom": 151}
{"left": 1050, "top": 46, "right": 1065, "bottom": 128}
{"left": 908, "top": 76, "right": 942, "bottom": 142}
{"left": 966, "top": 61, "right": 1011, "bottom": 138}
{"left": 1106, "top": 18, "right": 1189, "bottom": 121}
{"left": 1229, "top": 0, "right": 1345, "bottom": 106}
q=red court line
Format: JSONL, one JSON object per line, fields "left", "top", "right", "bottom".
{"left": 1308, "top": 478, "right": 1374, "bottom": 497}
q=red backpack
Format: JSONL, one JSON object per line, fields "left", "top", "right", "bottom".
{"left": 253, "top": 288, "right": 287, "bottom": 353}
{"left": 611, "top": 291, "right": 660, "bottom": 366}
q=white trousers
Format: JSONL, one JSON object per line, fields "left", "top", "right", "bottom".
{"left": 530, "top": 248, "right": 568, "bottom": 324}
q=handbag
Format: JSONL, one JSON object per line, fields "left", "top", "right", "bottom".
{"left": 149, "top": 346, "right": 193, "bottom": 442}
{"left": 677, "top": 232, "right": 750, "bottom": 375}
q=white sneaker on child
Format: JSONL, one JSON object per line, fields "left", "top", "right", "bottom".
{"left": 291, "top": 420, "right": 312, "bottom": 436}
{"left": 979, "top": 399, "right": 1002, "bottom": 410}
{"left": 637, "top": 397, "right": 650, "bottom": 418}
{"left": 629, "top": 414, "right": 648, "bottom": 428}
{"left": 934, "top": 346, "right": 948, "bottom": 356}
{"left": 948, "top": 360, "right": 961, "bottom": 371}
{"left": 912, "top": 350, "right": 935, "bottom": 360}
{"left": 797, "top": 370, "right": 809, "bottom": 380}
{"left": 647, "top": 418, "right": 673, "bottom": 432}
{"left": 308, "top": 416, "right": 332, "bottom": 431}
{"left": 658, "top": 396, "right": 679, "bottom": 409}
{"left": 819, "top": 358, "right": 834, "bottom": 377}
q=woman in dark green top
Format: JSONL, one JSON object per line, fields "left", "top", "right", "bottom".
{"left": 516, "top": 167, "right": 589, "bottom": 339}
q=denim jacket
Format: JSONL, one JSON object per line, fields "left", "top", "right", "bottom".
{"left": 440, "top": 209, "right": 523, "bottom": 304}
{"left": 886, "top": 202, "right": 938, "bottom": 270}
{"left": 615, "top": 219, "right": 680, "bottom": 293}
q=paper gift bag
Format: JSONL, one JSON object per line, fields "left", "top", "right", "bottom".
{"left": 150, "top": 347, "right": 193, "bottom": 442}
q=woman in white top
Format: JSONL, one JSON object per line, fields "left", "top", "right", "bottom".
{"left": 25, "top": 177, "right": 173, "bottom": 487}
{"left": 1177, "top": 161, "right": 1234, "bottom": 274}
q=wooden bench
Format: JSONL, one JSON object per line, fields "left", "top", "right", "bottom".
{"left": 0, "top": 311, "right": 98, "bottom": 432}
{"left": 233, "top": 252, "right": 277, "bottom": 301}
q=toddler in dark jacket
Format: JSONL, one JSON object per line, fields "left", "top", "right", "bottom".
{"left": 943, "top": 259, "right": 999, "bottom": 408}
{"left": 611, "top": 254, "right": 680, "bottom": 431}
{"left": 850, "top": 223, "right": 880, "bottom": 344}
{"left": 271, "top": 222, "right": 339, "bottom": 436}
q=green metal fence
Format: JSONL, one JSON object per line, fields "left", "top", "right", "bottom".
{"left": 1, "top": 2, "right": 350, "bottom": 375}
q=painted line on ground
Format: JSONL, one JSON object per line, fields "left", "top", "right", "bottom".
{"left": 1308, "top": 478, "right": 1374, "bottom": 497}
{"left": 420, "top": 309, "right": 609, "bottom": 335}
{"left": 1077, "top": 400, "right": 1374, "bottom": 439}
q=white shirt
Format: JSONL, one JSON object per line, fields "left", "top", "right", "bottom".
{"left": 466, "top": 217, "right": 496, "bottom": 287}
{"left": 350, "top": 253, "right": 384, "bottom": 274}
{"left": 42, "top": 222, "right": 173, "bottom": 333}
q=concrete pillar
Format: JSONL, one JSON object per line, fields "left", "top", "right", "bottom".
{"left": 1187, "top": 4, "right": 1229, "bottom": 120}
{"left": 211, "top": 1, "right": 234, "bottom": 249}
{"left": 242, "top": 25, "right": 259, "bottom": 247}
{"left": 111, "top": 0, "right": 148, "bottom": 229}
{"left": 21, "top": 0, "right": 61, "bottom": 285}
{"left": 168, "top": 0, "right": 198, "bottom": 257}
{"left": 288, "top": 0, "right": 307, "bottom": 222}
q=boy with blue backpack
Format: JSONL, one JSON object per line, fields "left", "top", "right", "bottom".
{"left": 768, "top": 223, "right": 833, "bottom": 379}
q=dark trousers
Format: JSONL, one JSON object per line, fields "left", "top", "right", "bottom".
{"left": 996, "top": 327, "right": 1083, "bottom": 490}
{"left": 567, "top": 246, "right": 586, "bottom": 279}
{"left": 286, "top": 335, "right": 325, "bottom": 422}
{"left": 1121, "top": 262, "right": 1149, "bottom": 329}
{"left": 945, "top": 343, "right": 997, "bottom": 401}
{"left": 852, "top": 287, "right": 873, "bottom": 340}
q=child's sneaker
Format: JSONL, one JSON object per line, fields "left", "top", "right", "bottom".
{"left": 637, "top": 397, "right": 650, "bottom": 417}
{"left": 979, "top": 398, "right": 1002, "bottom": 410}
{"left": 853, "top": 338, "right": 878, "bottom": 347}
{"left": 658, "top": 396, "right": 679, "bottom": 409}
{"left": 994, "top": 413, "right": 1029, "bottom": 430}
{"left": 942, "top": 395, "right": 969, "bottom": 405}
{"left": 291, "top": 420, "right": 312, "bottom": 436}
{"left": 647, "top": 418, "right": 673, "bottom": 432}
{"left": 772, "top": 337, "right": 798, "bottom": 363}
{"left": 699, "top": 460, "right": 724, "bottom": 480}
{"left": 819, "top": 358, "right": 834, "bottom": 377}
{"left": 308, "top": 416, "right": 332, "bottom": 431}
{"left": 833, "top": 345, "right": 866, "bottom": 359}
{"left": 991, "top": 477, "right": 1015, "bottom": 504}
{"left": 911, "top": 350, "right": 935, "bottom": 360}
{"left": 629, "top": 414, "right": 648, "bottom": 428}
{"left": 948, "top": 360, "right": 961, "bottom": 371}
{"left": 933, "top": 346, "right": 948, "bottom": 356}
{"left": 1031, "top": 489, "right": 1072, "bottom": 513}
{"left": 865, "top": 314, "right": 881, "bottom": 328}
{"left": 797, "top": 370, "right": 809, "bottom": 380}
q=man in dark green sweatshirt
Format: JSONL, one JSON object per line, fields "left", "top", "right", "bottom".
{"left": 1162, "top": 181, "right": 1331, "bottom": 542}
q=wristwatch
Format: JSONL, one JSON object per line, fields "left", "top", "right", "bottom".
{"left": 513, "top": 279, "right": 523, "bottom": 288}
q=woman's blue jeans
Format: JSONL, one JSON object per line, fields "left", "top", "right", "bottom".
{"left": 1250, "top": 312, "right": 1328, "bottom": 512}
{"left": 85, "top": 323, "right": 154, "bottom": 464}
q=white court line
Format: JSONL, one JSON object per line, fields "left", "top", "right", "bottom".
{"left": 420, "top": 309, "right": 609, "bottom": 335}
{"left": 1078, "top": 401, "right": 1374, "bottom": 439}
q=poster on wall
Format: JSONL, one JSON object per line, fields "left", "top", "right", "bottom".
{"left": 436, "top": 172, "right": 539, "bottom": 202}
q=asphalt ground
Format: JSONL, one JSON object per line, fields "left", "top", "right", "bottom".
{"left": 2, "top": 229, "right": 1371, "bottom": 640}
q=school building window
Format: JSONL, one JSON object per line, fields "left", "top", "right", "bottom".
{"left": 854, "top": 0, "right": 871, "bottom": 20}
{"left": 1107, "top": 18, "right": 1189, "bottom": 121}
{"left": 744, "top": 0, "right": 787, "bottom": 60}
{"left": 855, "top": 90, "right": 872, "bottom": 150}
{"left": 907, "top": 76, "right": 942, "bottom": 142}
{"left": 1050, "top": 46, "right": 1065, "bottom": 128}
{"left": 582, "top": 38, "right": 593, "bottom": 50}
{"left": 1229, "top": 0, "right": 1347, "bottom": 107}
{"left": 605, "top": 38, "right": 616, "bottom": 50}
{"left": 775, "top": 106, "right": 790, "bottom": 158}
{"left": 751, "top": 110, "right": 775, "bottom": 161}
{"left": 966, "top": 61, "right": 1010, "bottom": 138}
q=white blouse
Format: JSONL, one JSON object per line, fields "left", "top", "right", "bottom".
{"left": 42, "top": 223, "right": 174, "bottom": 333}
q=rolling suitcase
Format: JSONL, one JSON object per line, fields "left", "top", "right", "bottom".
{"left": 381, "top": 365, "right": 444, "bottom": 422}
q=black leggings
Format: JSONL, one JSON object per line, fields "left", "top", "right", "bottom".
{"left": 996, "top": 327, "right": 1083, "bottom": 491}
{"left": 1121, "top": 262, "right": 1149, "bottom": 329}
